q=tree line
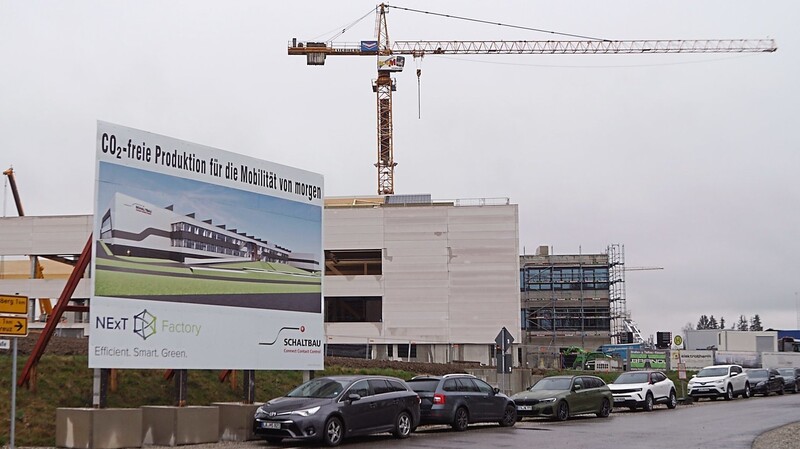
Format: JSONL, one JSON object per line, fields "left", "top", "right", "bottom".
{"left": 695, "top": 314, "right": 763, "bottom": 331}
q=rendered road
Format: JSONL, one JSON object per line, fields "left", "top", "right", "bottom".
{"left": 244, "top": 393, "right": 800, "bottom": 449}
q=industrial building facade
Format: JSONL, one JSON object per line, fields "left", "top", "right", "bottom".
{"left": 0, "top": 195, "right": 521, "bottom": 365}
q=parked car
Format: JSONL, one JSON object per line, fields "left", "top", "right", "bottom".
{"left": 511, "top": 375, "right": 613, "bottom": 421}
{"left": 746, "top": 368, "right": 785, "bottom": 396}
{"left": 608, "top": 370, "right": 678, "bottom": 411}
{"left": 777, "top": 367, "right": 800, "bottom": 394}
{"left": 253, "top": 375, "right": 421, "bottom": 447}
{"left": 688, "top": 364, "right": 750, "bottom": 401}
{"left": 405, "top": 374, "right": 516, "bottom": 431}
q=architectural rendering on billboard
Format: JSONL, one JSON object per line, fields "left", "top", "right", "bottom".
{"left": 89, "top": 121, "right": 324, "bottom": 370}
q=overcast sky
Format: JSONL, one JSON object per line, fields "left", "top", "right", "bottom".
{"left": 2, "top": 1, "right": 798, "bottom": 340}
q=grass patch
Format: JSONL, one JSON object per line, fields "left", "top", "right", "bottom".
{"left": 0, "top": 355, "right": 415, "bottom": 446}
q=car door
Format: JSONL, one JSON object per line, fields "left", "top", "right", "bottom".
{"left": 454, "top": 378, "right": 483, "bottom": 420}
{"left": 571, "top": 377, "right": 591, "bottom": 413}
{"left": 368, "top": 379, "right": 398, "bottom": 430}
{"left": 730, "top": 365, "right": 745, "bottom": 392}
{"left": 651, "top": 372, "right": 669, "bottom": 400}
{"left": 341, "top": 379, "right": 379, "bottom": 435}
{"left": 472, "top": 378, "right": 505, "bottom": 421}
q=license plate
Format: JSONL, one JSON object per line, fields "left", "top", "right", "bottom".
{"left": 697, "top": 388, "right": 708, "bottom": 392}
{"left": 261, "top": 422, "right": 281, "bottom": 430}
{"left": 614, "top": 397, "right": 624, "bottom": 402}
{"left": 517, "top": 405, "right": 532, "bottom": 411}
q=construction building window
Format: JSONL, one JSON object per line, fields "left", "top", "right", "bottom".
{"left": 325, "top": 250, "right": 382, "bottom": 276}
{"left": 325, "top": 296, "right": 382, "bottom": 322}
{"left": 520, "top": 267, "right": 609, "bottom": 291}
{"left": 523, "top": 307, "right": 610, "bottom": 331}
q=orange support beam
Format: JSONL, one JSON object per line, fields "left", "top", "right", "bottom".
{"left": 19, "top": 235, "right": 92, "bottom": 388}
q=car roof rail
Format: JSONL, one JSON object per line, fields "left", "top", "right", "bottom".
{"left": 442, "top": 373, "right": 475, "bottom": 378}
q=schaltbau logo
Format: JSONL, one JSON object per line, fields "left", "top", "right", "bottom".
{"left": 133, "top": 309, "right": 157, "bottom": 340}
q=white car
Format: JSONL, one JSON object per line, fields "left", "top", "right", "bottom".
{"left": 688, "top": 364, "right": 751, "bottom": 401}
{"left": 608, "top": 371, "right": 677, "bottom": 411}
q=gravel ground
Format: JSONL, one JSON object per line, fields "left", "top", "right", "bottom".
{"left": 752, "top": 421, "right": 800, "bottom": 449}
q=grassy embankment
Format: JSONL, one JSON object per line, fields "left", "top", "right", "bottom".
{"left": 0, "top": 354, "right": 414, "bottom": 447}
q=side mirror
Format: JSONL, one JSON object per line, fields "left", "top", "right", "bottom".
{"left": 730, "top": 372, "right": 738, "bottom": 377}
{"left": 347, "top": 393, "right": 362, "bottom": 402}
{"left": 691, "top": 374, "right": 697, "bottom": 378}
{"left": 493, "top": 387, "right": 501, "bottom": 395}
{"left": 573, "top": 384, "right": 582, "bottom": 391}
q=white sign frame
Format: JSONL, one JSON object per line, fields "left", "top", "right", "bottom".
{"left": 89, "top": 122, "right": 324, "bottom": 370}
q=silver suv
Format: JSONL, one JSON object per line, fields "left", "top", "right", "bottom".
{"left": 688, "top": 364, "right": 751, "bottom": 401}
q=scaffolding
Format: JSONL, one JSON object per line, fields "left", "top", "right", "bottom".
{"left": 607, "top": 244, "right": 626, "bottom": 344}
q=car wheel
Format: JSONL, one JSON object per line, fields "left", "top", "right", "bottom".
{"left": 643, "top": 393, "right": 654, "bottom": 412}
{"left": 742, "top": 383, "right": 751, "bottom": 399}
{"left": 724, "top": 385, "right": 734, "bottom": 401}
{"left": 323, "top": 416, "right": 344, "bottom": 447}
{"left": 597, "top": 398, "right": 611, "bottom": 418}
{"left": 667, "top": 389, "right": 677, "bottom": 409}
{"left": 452, "top": 407, "right": 469, "bottom": 431}
{"left": 555, "top": 400, "right": 570, "bottom": 421}
{"left": 499, "top": 404, "right": 516, "bottom": 427}
{"left": 265, "top": 437, "right": 283, "bottom": 445}
{"left": 393, "top": 411, "right": 412, "bottom": 438}
{"left": 793, "top": 383, "right": 798, "bottom": 394}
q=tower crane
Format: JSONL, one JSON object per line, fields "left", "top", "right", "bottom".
{"left": 289, "top": 4, "right": 777, "bottom": 195}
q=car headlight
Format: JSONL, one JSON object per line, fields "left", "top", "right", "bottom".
{"left": 254, "top": 407, "right": 268, "bottom": 418}
{"left": 278, "top": 406, "right": 321, "bottom": 417}
{"left": 757, "top": 381, "right": 766, "bottom": 387}
{"left": 539, "top": 398, "right": 556, "bottom": 403}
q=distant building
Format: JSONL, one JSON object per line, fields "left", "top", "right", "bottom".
{"left": 520, "top": 246, "right": 612, "bottom": 363}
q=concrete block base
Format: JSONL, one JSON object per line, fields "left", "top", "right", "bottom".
{"left": 141, "top": 406, "right": 219, "bottom": 446}
{"left": 213, "top": 402, "right": 263, "bottom": 442}
{"left": 56, "top": 408, "right": 143, "bottom": 449}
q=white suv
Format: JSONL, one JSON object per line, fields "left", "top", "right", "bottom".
{"left": 608, "top": 370, "right": 677, "bottom": 411}
{"left": 688, "top": 364, "right": 750, "bottom": 401}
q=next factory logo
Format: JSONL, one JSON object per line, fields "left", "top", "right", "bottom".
{"left": 95, "top": 309, "right": 201, "bottom": 340}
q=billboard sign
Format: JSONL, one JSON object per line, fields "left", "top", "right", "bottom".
{"left": 378, "top": 55, "right": 405, "bottom": 72}
{"left": 629, "top": 352, "right": 667, "bottom": 370}
{"left": 89, "top": 122, "right": 324, "bottom": 370}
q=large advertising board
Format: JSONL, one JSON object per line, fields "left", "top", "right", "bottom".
{"left": 89, "top": 122, "right": 324, "bottom": 370}
{"left": 629, "top": 352, "right": 667, "bottom": 370}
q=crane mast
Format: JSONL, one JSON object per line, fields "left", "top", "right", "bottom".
{"left": 374, "top": 4, "right": 395, "bottom": 195}
{"left": 288, "top": 5, "right": 777, "bottom": 195}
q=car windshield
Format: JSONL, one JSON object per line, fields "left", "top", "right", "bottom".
{"left": 697, "top": 367, "right": 728, "bottom": 378}
{"left": 747, "top": 369, "right": 768, "bottom": 379}
{"left": 778, "top": 368, "right": 795, "bottom": 376}
{"left": 286, "top": 378, "right": 349, "bottom": 398}
{"left": 407, "top": 379, "right": 440, "bottom": 392}
{"left": 531, "top": 378, "right": 572, "bottom": 391}
{"left": 614, "top": 372, "right": 650, "bottom": 384}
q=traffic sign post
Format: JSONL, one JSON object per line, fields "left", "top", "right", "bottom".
{"left": 1, "top": 294, "right": 28, "bottom": 449}
{"left": 495, "top": 327, "right": 515, "bottom": 393}
{"left": 0, "top": 316, "right": 28, "bottom": 337}
{"left": 0, "top": 295, "right": 28, "bottom": 315}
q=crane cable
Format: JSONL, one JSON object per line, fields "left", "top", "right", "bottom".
{"left": 311, "top": 7, "right": 375, "bottom": 42}
{"left": 388, "top": 5, "right": 610, "bottom": 42}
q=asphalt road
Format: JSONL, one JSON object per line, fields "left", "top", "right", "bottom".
{"left": 238, "top": 393, "right": 800, "bottom": 449}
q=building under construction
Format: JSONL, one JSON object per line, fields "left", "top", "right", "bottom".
{"left": 520, "top": 246, "right": 614, "bottom": 365}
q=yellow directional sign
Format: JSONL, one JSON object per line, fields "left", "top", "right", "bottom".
{"left": 0, "top": 316, "right": 28, "bottom": 337}
{"left": 0, "top": 295, "right": 28, "bottom": 315}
